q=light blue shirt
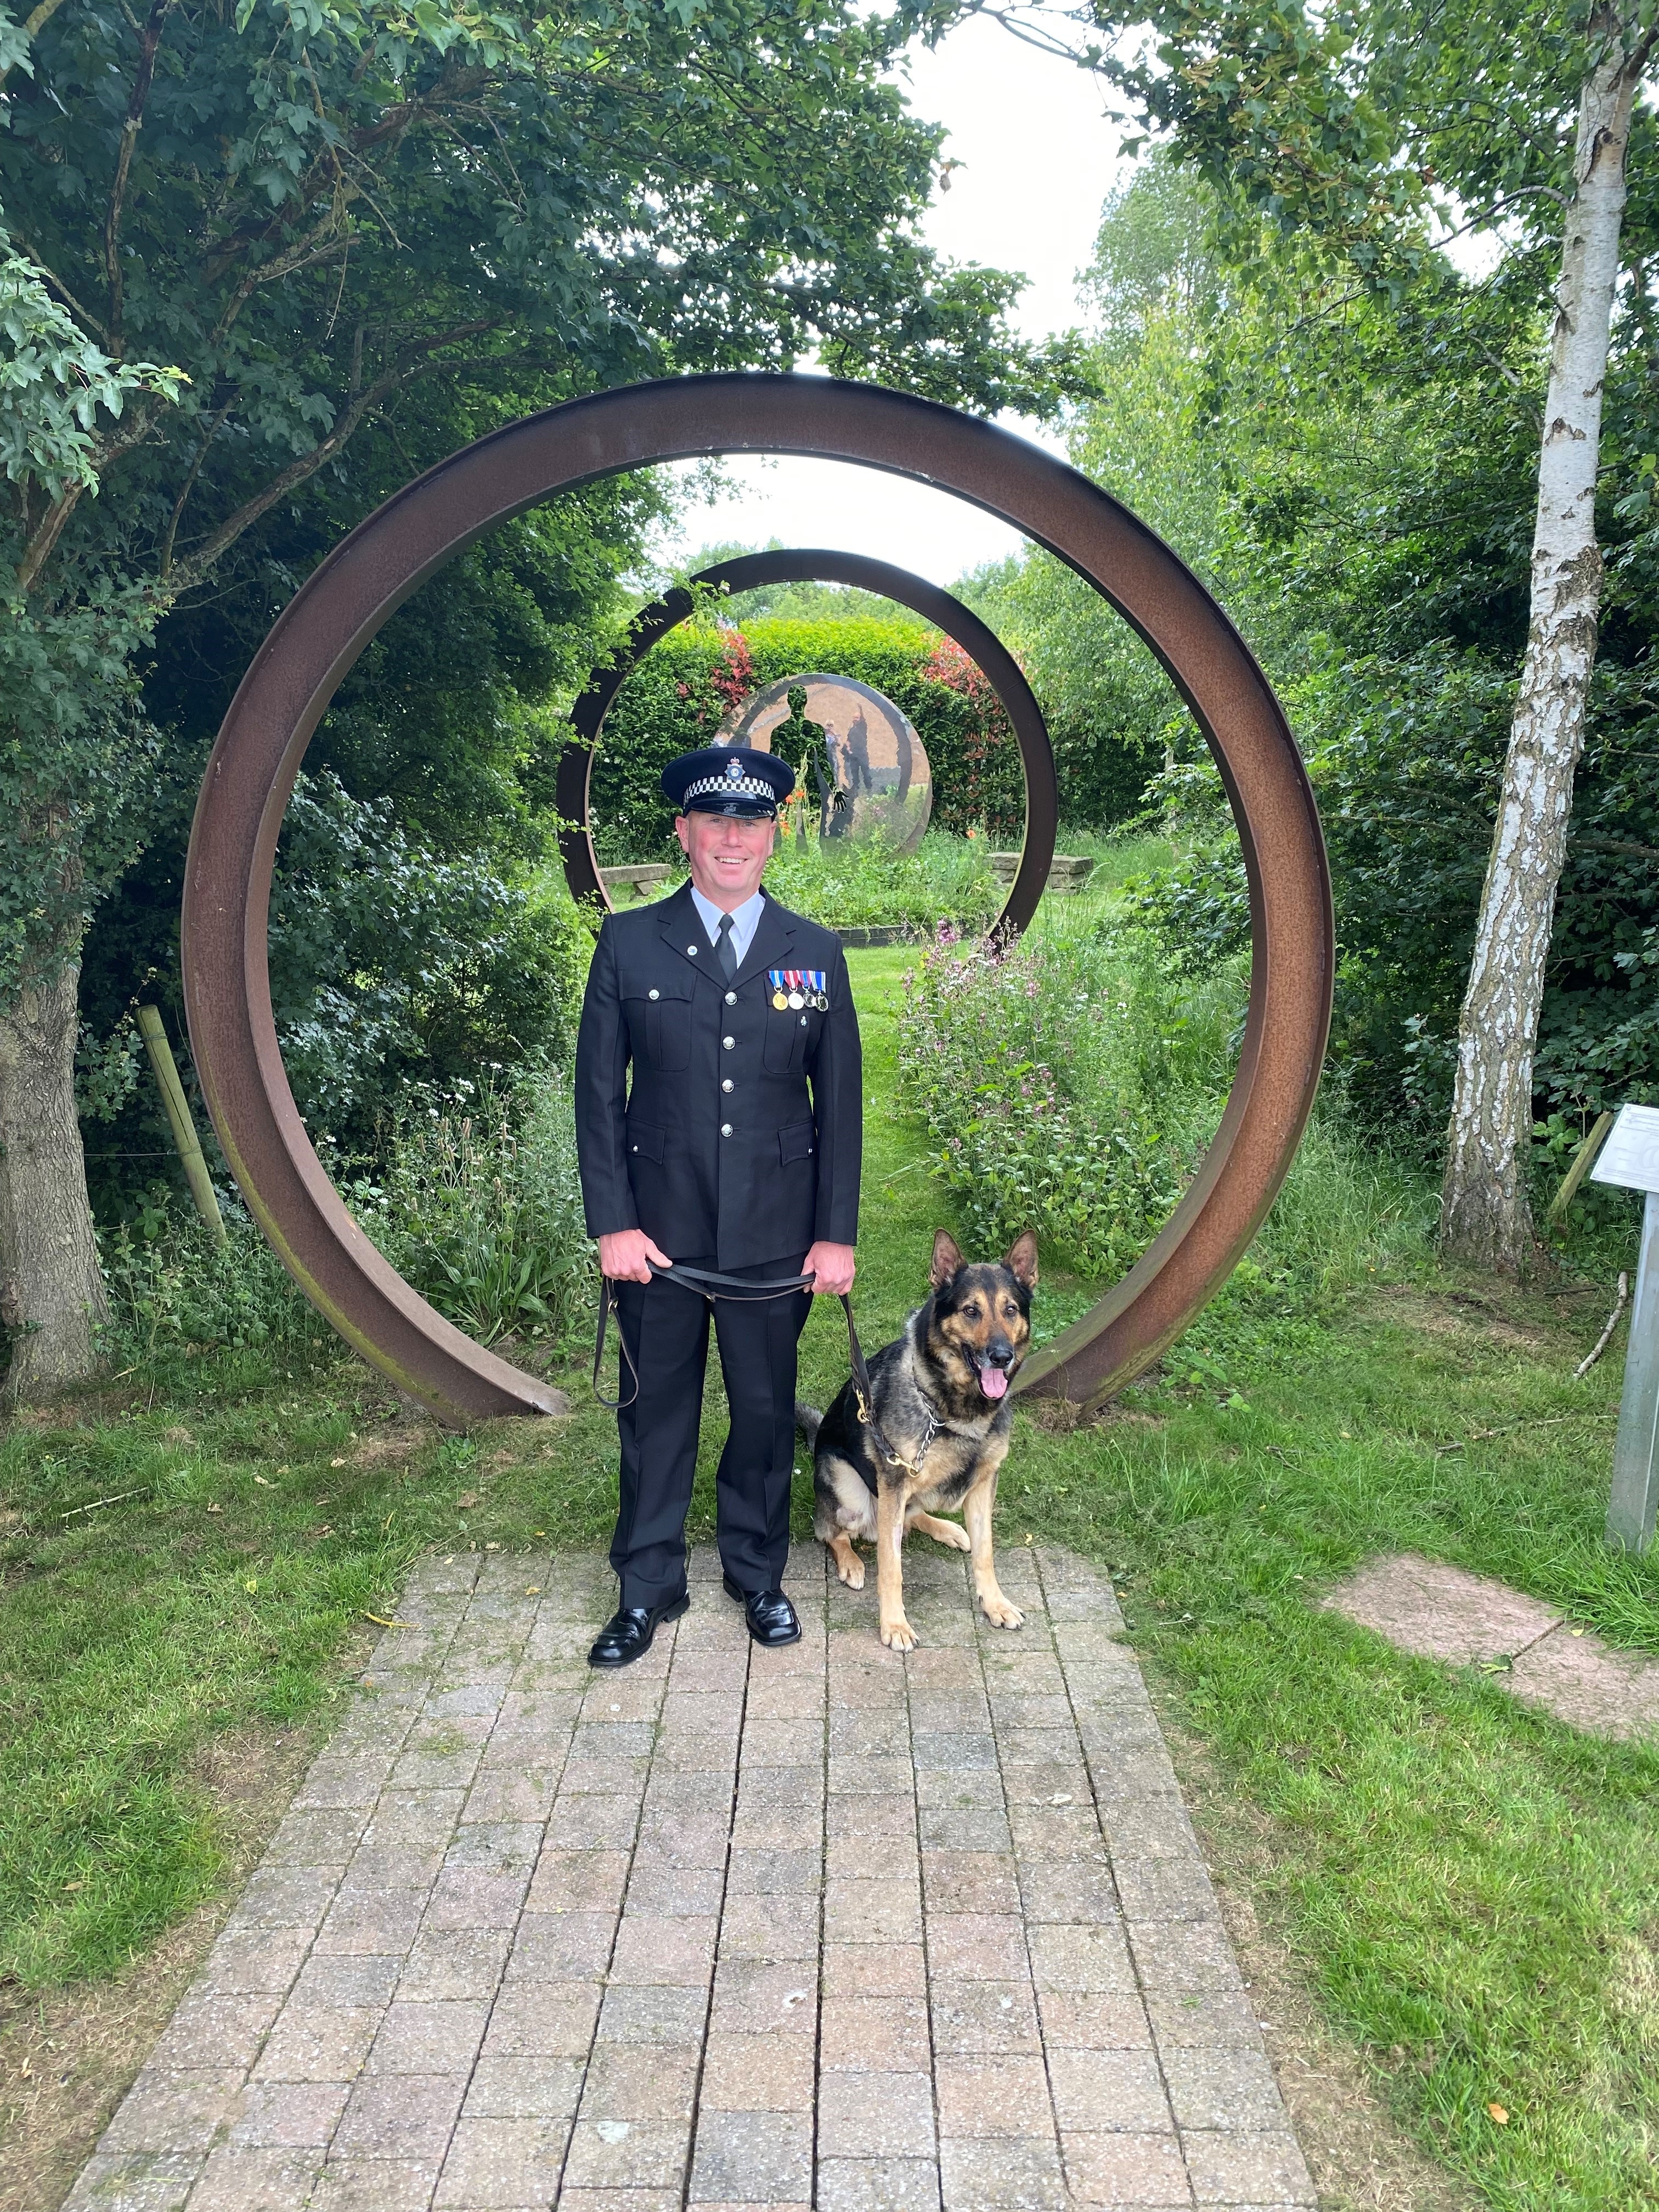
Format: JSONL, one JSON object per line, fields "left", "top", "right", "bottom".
{"left": 689, "top": 885, "right": 766, "bottom": 968}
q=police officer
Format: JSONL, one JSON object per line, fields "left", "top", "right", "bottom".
{"left": 574, "top": 744, "right": 862, "bottom": 1668}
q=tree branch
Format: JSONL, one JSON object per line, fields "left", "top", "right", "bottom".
{"left": 14, "top": 483, "right": 86, "bottom": 592}
{"left": 162, "top": 321, "right": 499, "bottom": 599}
{"left": 15, "top": 399, "right": 167, "bottom": 590}
{"left": 103, "top": 0, "right": 174, "bottom": 351}
{"left": 209, "top": 215, "right": 350, "bottom": 347}
{"left": 1573, "top": 831, "right": 1659, "bottom": 864}
{"left": 4, "top": 236, "right": 112, "bottom": 343}
{"left": 156, "top": 394, "right": 235, "bottom": 580}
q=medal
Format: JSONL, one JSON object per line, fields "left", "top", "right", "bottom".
{"left": 767, "top": 967, "right": 828, "bottom": 1015}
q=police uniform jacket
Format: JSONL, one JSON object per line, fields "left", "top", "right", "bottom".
{"left": 575, "top": 882, "right": 862, "bottom": 1271}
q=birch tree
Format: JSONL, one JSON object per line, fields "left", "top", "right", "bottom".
{"left": 1439, "top": 9, "right": 1656, "bottom": 1266}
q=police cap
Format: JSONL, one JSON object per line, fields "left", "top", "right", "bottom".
{"left": 662, "top": 745, "right": 795, "bottom": 820}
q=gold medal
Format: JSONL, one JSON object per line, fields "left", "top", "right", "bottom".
{"left": 772, "top": 990, "right": 788, "bottom": 1011}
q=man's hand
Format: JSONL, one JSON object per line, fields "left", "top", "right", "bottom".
{"left": 598, "top": 1229, "right": 672, "bottom": 1284}
{"left": 804, "top": 1240, "right": 856, "bottom": 1296}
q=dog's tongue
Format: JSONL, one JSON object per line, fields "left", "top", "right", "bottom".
{"left": 978, "top": 1362, "right": 1009, "bottom": 1401}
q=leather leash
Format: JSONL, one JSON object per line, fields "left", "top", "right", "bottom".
{"left": 591, "top": 1262, "right": 912, "bottom": 1472}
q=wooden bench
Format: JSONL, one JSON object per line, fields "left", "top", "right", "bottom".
{"left": 600, "top": 864, "right": 675, "bottom": 904}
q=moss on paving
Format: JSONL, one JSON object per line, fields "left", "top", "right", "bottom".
{"left": 2, "top": 948, "right": 1657, "bottom": 2207}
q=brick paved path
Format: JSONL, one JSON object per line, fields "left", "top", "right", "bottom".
{"left": 66, "top": 1543, "right": 1313, "bottom": 2211}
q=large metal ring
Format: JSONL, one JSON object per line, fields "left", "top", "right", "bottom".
{"left": 182, "top": 373, "right": 1332, "bottom": 1420}
{"left": 556, "top": 548, "right": 1058, "bottom": 938}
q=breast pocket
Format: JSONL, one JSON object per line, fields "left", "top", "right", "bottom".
{"left": 762, "top": 1006, "right": 811, "bottom": 1075}
{"left": 626, "top": 980, "right": 693, "bottom": 1073}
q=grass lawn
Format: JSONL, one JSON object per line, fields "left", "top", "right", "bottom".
{"left": 3, "top": 945, "right": 1658, "bottom": 2208}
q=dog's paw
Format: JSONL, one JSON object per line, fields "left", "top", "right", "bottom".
{"left": 879, "top": 1614, "right": 919, "bottom": 1651}
{"left": 912, "top": 1511, "right": 970, "bottom": 1552}
{"left": 836, "top": 1553, "right": 866, "bottom": 1589}
{"left": 979, "top": 1590, "right": 1025, "bottom": 1630}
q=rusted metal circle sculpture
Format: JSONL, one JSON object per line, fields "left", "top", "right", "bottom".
{"left": 182, "top": 373, "right": 1333, "bottom": 1422}
{"left": 556, "top": 549, "right": 1059, "bottom": 938}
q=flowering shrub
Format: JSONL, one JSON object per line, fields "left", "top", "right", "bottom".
{"left": 919, "top": 636, "right": 1022, "bottom": 842}
{"left": 899, "top": 926, "right": 1215, "bottom": 1277}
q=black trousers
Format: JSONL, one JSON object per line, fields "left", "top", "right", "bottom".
{"left": 610, "top": 1254, "right": 811, "bottom": 1607}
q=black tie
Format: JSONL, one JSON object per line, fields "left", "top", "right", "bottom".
{"left": 716, "top": 912, "right": 738, "bottom": 982}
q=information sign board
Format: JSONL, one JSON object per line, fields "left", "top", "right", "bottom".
{"left": 1590, "top": 1103, "right": 1659, "bottom": 1195}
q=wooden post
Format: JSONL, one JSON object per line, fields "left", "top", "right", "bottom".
{"left": 1547, "top": 1108, "right": 1615, "bottom": 1230}
{"left": 136, "top": 1005, "right": 227, "bottom": 1247}
{"left": 1590, "top": 1106, "right": 1659, "bottom": 1550}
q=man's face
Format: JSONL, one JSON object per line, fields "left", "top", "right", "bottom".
{"left": 676, "top": 808, "right": 776, "bottom": 909}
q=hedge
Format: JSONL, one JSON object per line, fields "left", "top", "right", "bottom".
{"left": 587, "top": 618, "right": 1033, "bottom": 862}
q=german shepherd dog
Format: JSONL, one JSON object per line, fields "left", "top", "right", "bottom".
{"left": 798, "top": 1229, "right": 1037, "bottom": 1651}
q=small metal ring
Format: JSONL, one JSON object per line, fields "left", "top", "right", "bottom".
{"left": 557, "top": 549, "right": 1058, "bottom": 939}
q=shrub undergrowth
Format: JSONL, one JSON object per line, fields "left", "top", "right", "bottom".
{"left": 99, "top": 1065, "right": 595, "bottom": 1363}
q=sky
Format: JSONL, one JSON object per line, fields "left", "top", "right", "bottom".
{"left": 650, "top": 14, "right": 1126, "bottom": 591}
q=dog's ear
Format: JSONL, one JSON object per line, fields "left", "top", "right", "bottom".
{"left": 1003, "top": 1232, "right": 1039, "bottom": 1288}
{"left": 930, "top": 1229, "right": 964, "bottom": 1289}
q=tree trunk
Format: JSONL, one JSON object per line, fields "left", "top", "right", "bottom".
{"left": 0, "top": 957, "right": 109, "bottom": 1398}
{"left": 1438, "top": 19, "right": 1648, "bottom": 1268}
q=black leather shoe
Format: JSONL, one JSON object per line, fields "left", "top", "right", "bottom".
{"left": 589, "top": 1592, "right": 689, "bottom": 1668}
{"left": 723, "top": 1574, "right": 801, "bottom": 1647}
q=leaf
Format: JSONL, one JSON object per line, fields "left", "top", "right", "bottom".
{"left": 1487, "top": 2102, "right": 1509, "bottom": 2124}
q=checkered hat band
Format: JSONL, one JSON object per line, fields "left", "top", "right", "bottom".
{"left": 682, "top": 770, "right": 776, "bottom": 804}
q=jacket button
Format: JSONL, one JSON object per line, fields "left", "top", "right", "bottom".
{"left": 648, "top": 989, "right": 659, "bottom": 1001}
{"left": 722, "top": 1035, "right": 735, "bottom": 1049}
{"left": 720, "top": 1122, "right": 733, "bottom": 1138}
{"left": 725, "top": 990, "right": 737, "bottom": 1005}
{"left": 722, "top": 1078, "right": 733, "bottom": 1093}
{"left": 687, "top": 944, "right": 698, "bottom": 955}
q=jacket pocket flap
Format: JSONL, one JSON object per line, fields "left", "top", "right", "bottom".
{"left": 628, "top": 1122, "right": 666, "bottom": 1163}
{"left": 778, "top": 1120, "right": 816, "bottom": 1165}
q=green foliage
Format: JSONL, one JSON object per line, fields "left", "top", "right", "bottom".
{"left": 99, "top": 1195, "right": 323, "bottom": 1363}
{"left": 899, "top": 911, "right": 1238, "bottom": 1275}
{"left": 590, "top": 617, "right": 1029, "bottom": 861}
{"left": 986, "top": 147, "right": 1659, "bottom": 1142}
{"left": 266, "top": 772, "right": 590, "bottom": 1148}
{"left": 0, "top": 224, "right": 180, "bottom": 1002}
{"left": 355, "top": 1067, "right": 592, "bottom": 1348}
{"left": 0, "top": 228, "right": 182, "bottom": 501}
{"left": 99, "top": 1059, "right": 596, "bottom": 1362}
{"left": 763, "top": 827, "right": 1000, "bottom": 929}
